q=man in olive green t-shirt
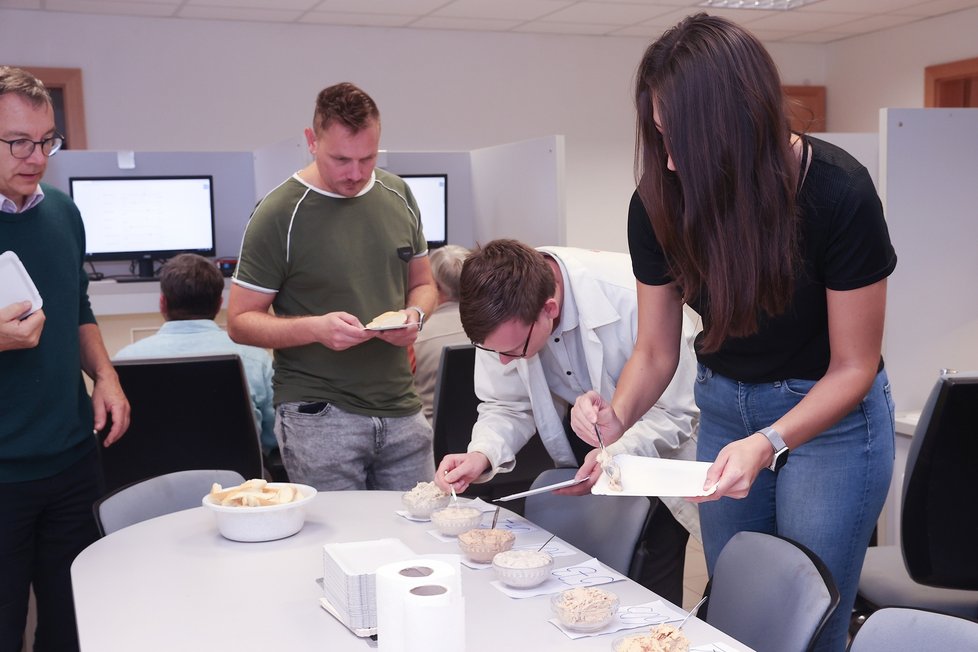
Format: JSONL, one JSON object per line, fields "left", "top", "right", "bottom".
{"left": 228, "top": 82, "right": 437, "bottom": 491}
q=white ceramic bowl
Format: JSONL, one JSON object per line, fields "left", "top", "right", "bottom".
{"left": 551, "top": 587, "right": 619, "bottom": 632}
{"left": 429, "top": 505, "right": 483, "bottom": 536}
{"left": 491, "top": 550, "right": 554, "bottom": 588}
{"left": 457, "top": 528, "right": 515, "bottom": 563}
{"left": 201, "top": 483, "right": 317, "bottom": 542}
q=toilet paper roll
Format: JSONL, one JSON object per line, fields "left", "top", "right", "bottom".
{"left": 376, "top": 558, "right": 461, "bottom": 652}
{"left": 403, "top": 584, "right": 465, "bottom": 652}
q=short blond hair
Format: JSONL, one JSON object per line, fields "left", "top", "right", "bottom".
{"left": 0, "top": 66, "right": 52, "bottom": 108}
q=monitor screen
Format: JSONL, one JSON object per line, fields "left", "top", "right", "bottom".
{"left": 400, "top": 174, "right": 447, "bottom": 249}
{"left": 69, "top": 176, "right": 216, "bottom": 277}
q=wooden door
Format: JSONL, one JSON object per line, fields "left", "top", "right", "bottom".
{"left": 925, "top": 57, "right": 978, "bottom": 108}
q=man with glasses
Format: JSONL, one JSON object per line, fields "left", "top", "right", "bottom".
{"left": 434, "top": 238, "right": 698, "bottom": 605}
{"left": 0, "top": 66, "right": 130, "bottom": 652}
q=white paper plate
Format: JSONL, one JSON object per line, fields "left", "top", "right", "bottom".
{"left": 591, "top": 455, "right": 719, "bottom": 497}
{"left": 364, "top": 322, "right": 415, "bottom": 331}
{"left": 0, "top": 251, "right": 43, "bottom": 317}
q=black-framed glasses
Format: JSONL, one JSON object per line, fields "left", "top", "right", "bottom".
{"left": 473, "top": 320, "right": 536, "bottom": 359}
{"left": 0, "top": 133, "right": 64, "bottom": 159}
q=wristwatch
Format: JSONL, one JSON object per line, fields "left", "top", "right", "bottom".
{"left": 407, "top": 305, "right": 426, "bottom": 332}
{"left": 759, "top": 427, "right": 789, "bottom": 472}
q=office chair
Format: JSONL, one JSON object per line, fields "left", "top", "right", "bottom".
{"left": 847, "top": 607, "right": 978, "bottom": 652}
{"left": 856, "top": 371, "right": 978, "bottom": 621}
{"left": 98, "top": 354, "right": 265, "bottom": 494}
{"left": 431, "top": 344, "right": 554, "bottom": 505}
{"left": 704, "top": 531, "right": 840, "bottom": 652}
{"left": 523, "top": 468, "right": 654, "bottom": 578}
{"left": 94, "top": 469, "right": 245, "bottom": 536}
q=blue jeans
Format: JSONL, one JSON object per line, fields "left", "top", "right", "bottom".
{"left": 695, "top": 365, "right": 895, "bottom": 652}
{"left": 275, "top": 401, "right": 435, "bottom": 491}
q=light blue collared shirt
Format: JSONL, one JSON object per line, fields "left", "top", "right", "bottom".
{"left": 114, "top": 320, "right": 277, "bottom": 453}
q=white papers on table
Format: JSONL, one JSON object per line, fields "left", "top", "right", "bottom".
{"left": 592, "top": 455, "right": 719, "bottom": 497}
{"left": 549, "top": 599, "right": 686, "bottom": 639}
{"left": 491, "top": 557, "right": 626, "bottom": 598}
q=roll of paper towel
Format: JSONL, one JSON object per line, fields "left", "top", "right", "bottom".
{"left": 376, "top": 559, "right": 464, "bottom": 652}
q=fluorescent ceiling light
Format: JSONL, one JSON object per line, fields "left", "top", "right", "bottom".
{"left": 699, "top": 0, "right": 824, "bottom": 10}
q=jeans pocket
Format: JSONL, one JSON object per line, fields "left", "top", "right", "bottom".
{"left": 780, "top": 378, "right": 817, "bottom": 398}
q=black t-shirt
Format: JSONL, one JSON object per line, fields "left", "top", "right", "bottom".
{"left": 628, "top": 136, "right": 897, "bottom": 383}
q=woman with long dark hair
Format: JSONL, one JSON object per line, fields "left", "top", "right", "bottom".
{"left": 572, "top": 14, "right": 896, "bottom": 651}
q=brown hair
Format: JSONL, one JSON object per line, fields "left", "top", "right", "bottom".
{"left": 634, "top": 13, "right": 800, "bottom": 353}
{"left": 160, "top": 254, "right": 224, "bottom": 321}
{"left": 430, "top": 244, "right": 470, "bottom": 302}
{"left": 459, "top": 239, "right": 555, "bottom": 344}
{"left": 313, "top": 82, "right": 380, "bottom": 134}
{"left": 0, "top": 66, "right": 52, "bottom": 107}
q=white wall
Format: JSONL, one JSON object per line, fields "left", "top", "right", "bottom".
{"left": 825, "top": 7, "right": 978, "bottom": 132}
{"left": 3, "top": 6, "right": 975, "bottom": 251}
{"left": 0, "top": 7, "right": 819, "bottom": 253}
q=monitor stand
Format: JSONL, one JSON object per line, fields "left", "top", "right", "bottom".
{"left": 112, "top": 257, "right": 159, "bottom": 283}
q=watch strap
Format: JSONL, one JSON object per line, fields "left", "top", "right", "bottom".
{"left": 759, "top": 427, "right": 789, "bottom": 472}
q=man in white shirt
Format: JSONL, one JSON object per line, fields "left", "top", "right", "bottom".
{"left": 434, "top": 239, "right": 699, "bottom": 604}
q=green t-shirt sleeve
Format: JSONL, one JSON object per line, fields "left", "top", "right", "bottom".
{"left": 234, "top": 191, "right": 292, "bottom": 292}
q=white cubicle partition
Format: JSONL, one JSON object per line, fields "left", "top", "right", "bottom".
{"left": 469, "top": 135, "right": 566, "bottom": 247}
{"left": 880, "top": 108, "right": 978, "bottom": 414}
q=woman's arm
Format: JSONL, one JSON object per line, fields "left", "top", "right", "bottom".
{"left": 695, "top": 278, "right": 887, "bottom": 500}
{"left": 571, "top": 280, "right": 684, "bottom": 445}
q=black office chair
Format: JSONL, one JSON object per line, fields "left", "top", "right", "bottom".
{"left": 855, "top": 371, "right": 978, "bottom": 623}
{"left": 431, "top": 344, "right": 554, "bottom": 507}
{"left": 97, "top": 354, "right": 265, "bottom": 494}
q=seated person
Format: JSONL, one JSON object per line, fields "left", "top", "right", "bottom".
{"left": 413, "top": 244, "right": 471, "bottom": 426}
{"left": 434, "top": 239, "right": 700, "bottom": 605}
{"left": 115, "top": 254, "right": 276, "bottom": 455}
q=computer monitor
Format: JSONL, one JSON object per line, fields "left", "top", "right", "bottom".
{"left": 400, "top": 174, "right": 447, "bottom": 249}
{"left": 69, "top": 175, "right": 216, "bottom": 278}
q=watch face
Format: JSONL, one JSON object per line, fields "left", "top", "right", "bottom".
{"left": 772, "top": 449, "right": 789, "bottom": 472}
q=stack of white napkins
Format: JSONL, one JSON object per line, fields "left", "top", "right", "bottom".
{"left": 321, "top": 538, "right": 415, "bottom": 631}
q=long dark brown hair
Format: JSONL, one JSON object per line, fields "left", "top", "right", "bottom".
{"left": 634, "top": 13, "right": 800, "bottom": 353}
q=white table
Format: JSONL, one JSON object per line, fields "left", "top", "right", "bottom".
{"left": 72, "top": 491, "right": 751, "bottom": 651}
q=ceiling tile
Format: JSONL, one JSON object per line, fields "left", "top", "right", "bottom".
{"left": 184, "top": 0, "right": 318, "bottom": 9}
{"left": 410, "top": 15, "right": 525, "bottom": 31}
{"left": 310, "top": 0, "right": 446, "bottom": 13}
{"left": 44, "top": 0, "right": 178, "bottom": 17}
{"left": 300, "top": 11, "right": 416, "bottom": 27}
{"left": 177, "top": 5, "right": 304, "bottom": 21}
{"left": 541, "top": 2, "right": 675, "bottom": 25}
{"left": 0, "top": 0, "right": 42, "bottom": 8}
{"left": 515, "top": 20, "right": 622, "bottom": 34}
{"left": 432, "top": 0, "right": 574, "bottom": 21}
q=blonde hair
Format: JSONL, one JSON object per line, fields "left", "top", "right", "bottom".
{"left": 0, "top": 66, "right": 52, "bottom": 107}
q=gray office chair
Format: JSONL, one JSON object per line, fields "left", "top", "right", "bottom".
{"left": 848, "top": 607, "right": 978, "bottom": 652}
{"left": 704, "top": 531, "right": 839, "bottom": 652}
{"left": 856, "top": 371, "right": 978, "bottom": 622}
{"left": 522, "top": 467, "right": 653, "bottom": 577}
{"left": 94, "top": 468, "right": 245, "bottom": 536}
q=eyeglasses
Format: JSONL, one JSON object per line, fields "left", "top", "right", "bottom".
{"left": 473, "top": 320, "right": 536, "bottom": 359}
{"left": 0, "top": 133, "right": 65, "bottom": 159}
